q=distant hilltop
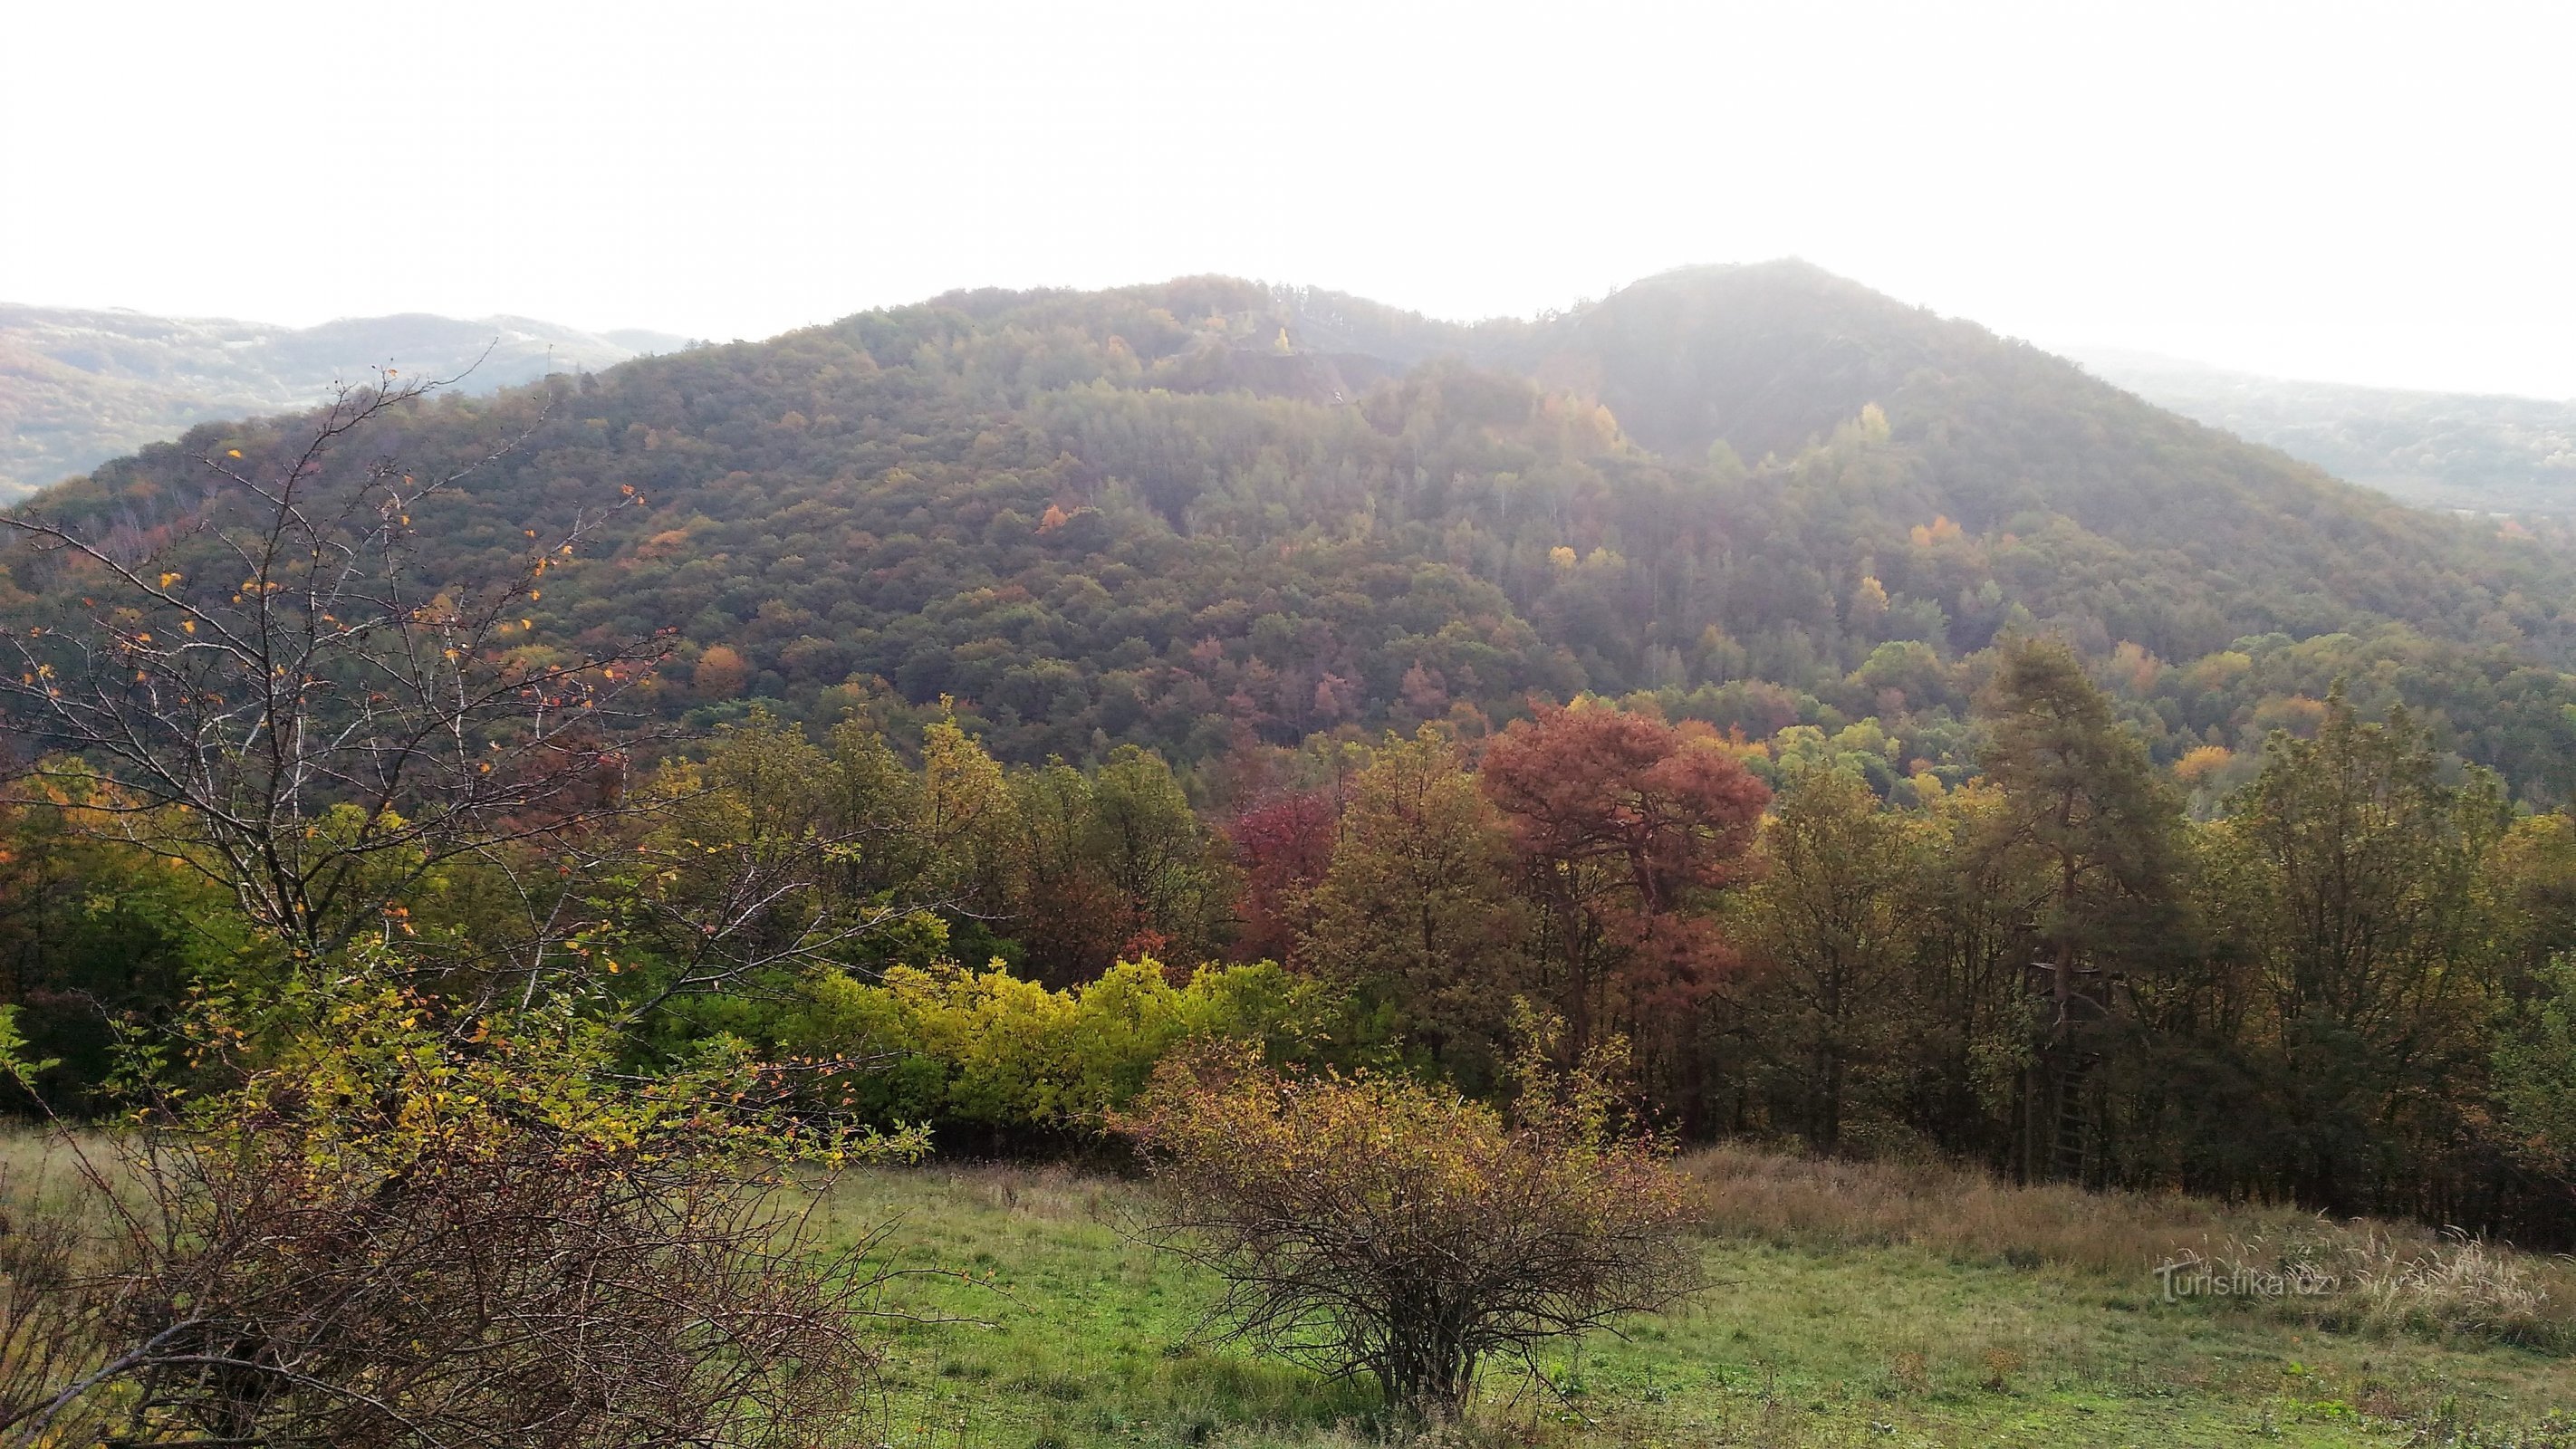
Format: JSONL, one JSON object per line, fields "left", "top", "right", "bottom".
{"left": 0, "top": 303, "right": 693, "bottom": 497}
{"left": 2071, "top": 346, "right": 2576, "bottom": 516}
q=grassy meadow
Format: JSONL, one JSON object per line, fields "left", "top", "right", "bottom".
{"left": 14, "top": 1128, "right": 2576, "bottom": 1446}
{"left": 825, "top": 1155, "right": 2576, "bottom": 1449}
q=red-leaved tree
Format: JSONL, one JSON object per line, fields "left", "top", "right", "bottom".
{"left": 1480, "top": 705, "right": 1768, "bottom": 1109}
{"left": 1223, "top": 788, "right": 1340, "bottom": 965}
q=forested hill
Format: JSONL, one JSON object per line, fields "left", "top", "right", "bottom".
{"left": 19, "top": 263, "right": 2576, "bottom": 800}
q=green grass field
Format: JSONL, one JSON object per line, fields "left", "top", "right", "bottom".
{"left": 827, "top": 1165, "right": 2576, "bottom": 1449}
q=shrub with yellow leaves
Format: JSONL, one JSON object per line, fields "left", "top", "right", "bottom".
{"left": 1114, "top": 1012, "right": 1699, "bottom": 1421}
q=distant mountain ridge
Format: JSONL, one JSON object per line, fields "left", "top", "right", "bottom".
{"left": 25, "top": 262, "right": 2576, "bottom": 801}
{"left": 2071, "top": 346, "right": 2576, "bottom": 515}
{"left": 0, "top": 303, "right": 691, "bottom": 497}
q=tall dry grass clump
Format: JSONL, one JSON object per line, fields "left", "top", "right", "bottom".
{"left": 1684, "top": 1144, "right": 2576, "bottom": 1348}
{"left": 1682, "top": 1144, "right": 2261, "bottom": 1273}
{"left": 2208, "top": 1222, "right": 2567, "bottom": 1348}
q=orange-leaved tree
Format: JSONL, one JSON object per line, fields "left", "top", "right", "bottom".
{"left": 1479, "top": 704, "right": 1768, "bottom": 1117}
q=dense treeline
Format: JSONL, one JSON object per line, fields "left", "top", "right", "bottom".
{"left": 15, "top": 264, "right": 2576, "bottom": 807}
{"left": 1222, "top": 647, "right": 2576, "bottom": 1239}
{"left": 13, "top": 638, "right": 2576, "bottom": 1239}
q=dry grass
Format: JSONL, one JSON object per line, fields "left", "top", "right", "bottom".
{"left": 0, "top": 1128, "right": 65, "bottom": 1185}
{"left": 1684, "top": 1143, "right": 2576, "bottom": 1348}
{"left": 1684, "top": 1143, "right": 2289, "bottom": 1273}
{"left": 0, "top": 1127, "right": 114, "bottom": 1217}
{"left": 2215, "top": 1221, "right": 2571, "bottom": 1348}
{"left": 903, "top": 1159, "right": 1127, "bottom": 1223}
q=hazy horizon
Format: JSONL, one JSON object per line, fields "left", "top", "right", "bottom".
{"left": 19, "top": 274, "right": 2573, "bottom": 408}
{"left": 9, "top": 1, "right": 2573, "bottom": 399}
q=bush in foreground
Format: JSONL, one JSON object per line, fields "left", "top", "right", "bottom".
{"left": 0, "top": 975, "right": 920, "bottom": 1449}
{"left": 1116, "top": 1029, "right": 1698, "bottom": 1420}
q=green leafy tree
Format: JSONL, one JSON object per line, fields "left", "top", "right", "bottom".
{"left": 1729, "top": 766, "right": 1924, "bottom": 1153}
{"left": 593, "top": 712, "right": 985, "bottom": 1026}
{"left": 0, "top": 796, "right": 245, "bottom": 1109}
{"left": 1007, "top": 747, "right": 1230, "bottom": 985}
{"left": 2493, "top": 955, "right": 2576, "bottom": 1184}
{"left": 1301, "top": 727, "right": 1527, "bottom": 1087}
{"left": 1086, "top": 744, "right": 1233, "bottom": 963}
{"left": 1902, "top": 782, "right": 2049, "bottom": 1168}
{"left": 2223, "top": 688, "right": 2508, "bottom": 1210}
{"left": 1975, "top": 636, "right": 2188, "bottom": 1180}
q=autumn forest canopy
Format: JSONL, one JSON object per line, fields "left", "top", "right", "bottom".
{"left": 12, "top": 259, "right": 2576, "bottom": 1440}
{"left": 23, "top": 261, "right": 2576, "bottom": 802}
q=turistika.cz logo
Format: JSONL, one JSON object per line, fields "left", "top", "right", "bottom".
{"left": 2153, "top": 1254, "right": 2340, "bottom": 1304}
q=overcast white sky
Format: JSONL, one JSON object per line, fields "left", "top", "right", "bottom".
{"left": 5, "top": 1, "right": 2571, "bottom": 398}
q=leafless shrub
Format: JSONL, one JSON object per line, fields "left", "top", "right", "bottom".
{"left": 0, "top": 372, "right": 661, "bottom": 983}
{"left": 0, "top": 1160, "right": 104, "bottom": 1435}
{"left": 0, "top": 987, "right": 916, "bottom": 1449}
